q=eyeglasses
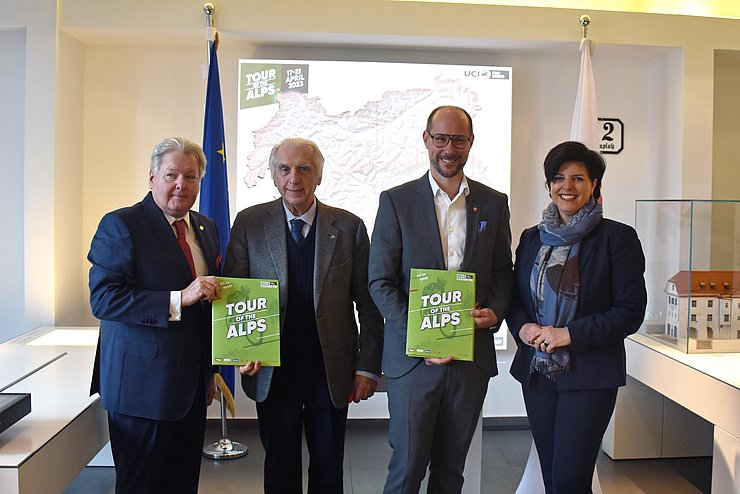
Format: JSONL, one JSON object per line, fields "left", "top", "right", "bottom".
{"left": 427, "top": 133, "right": 471, "bottom": 149}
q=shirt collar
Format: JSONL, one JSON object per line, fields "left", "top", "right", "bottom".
{"left": 283, "top": 198, "right": 318, "bottom": 226}
{"left": 163, "top": 211, "right": 191, "bottom": 230}
{"left": 427, "top": 171, "right": 470, "bottom": 200}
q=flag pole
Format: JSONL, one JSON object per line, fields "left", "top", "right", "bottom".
{"left": 204, "top": 2, "right": 215, "bottom": 62}
{"left": 200, "top": 2, "right": 247, "bottom": 460}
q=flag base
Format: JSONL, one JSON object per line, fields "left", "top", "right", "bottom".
{"left": 203, "top": 438, "right": 248, "bottom": 460}
{"left": 202, "top": 391, "right": 247, "bottom": 460}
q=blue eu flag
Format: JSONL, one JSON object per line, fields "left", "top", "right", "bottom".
{"left": 200, "top": 36, "right": 235, "bottom": 415}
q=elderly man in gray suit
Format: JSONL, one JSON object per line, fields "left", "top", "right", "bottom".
{"left": 224, "top": 137, "right": 383, "bottom": 494}
{"left": 369, "top": 106, "right": 513, "bottom": 494}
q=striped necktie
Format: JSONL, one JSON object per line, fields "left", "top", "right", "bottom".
{"left": 290, "top": 218, "right": 305, "bottom": 244}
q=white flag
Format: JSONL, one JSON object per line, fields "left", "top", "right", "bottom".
{"left": 570, "top": 37, "right": 598, "bottom": 149}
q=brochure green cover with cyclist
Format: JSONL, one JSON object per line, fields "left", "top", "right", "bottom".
{"left": 212, "top": 277, "right": 280, "bottom": 366}
{"left": 406, "top": 268, "right": 476, "bottom": 361}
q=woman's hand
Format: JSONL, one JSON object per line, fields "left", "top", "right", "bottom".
{"left": 518, "top": 322, "right": 543, "bottom": 347}
{"left": 519, "top": 323, "right": 572, "bottom": 353}
{"left": 532, "top": 325, "right": 572, "bottom": 353}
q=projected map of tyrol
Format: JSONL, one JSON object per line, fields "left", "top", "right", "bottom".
{"left": 235, "top": 60, "right": 512, "bottom": 236}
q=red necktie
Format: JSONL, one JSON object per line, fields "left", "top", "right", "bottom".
{"left": 174, "top": 219, "right": 196, "bottom": 278}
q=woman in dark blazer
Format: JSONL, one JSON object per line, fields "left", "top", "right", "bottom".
{"left": 507, "top": 141, "right": 647, "bottom": 494}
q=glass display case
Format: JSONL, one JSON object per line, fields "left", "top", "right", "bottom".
{"left": 636, "top": 200, "right": 740, "bottom": 353}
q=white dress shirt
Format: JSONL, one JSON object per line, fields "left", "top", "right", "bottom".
{"left": 428, "top": 171, "right": 469, "bottom": 272}
{"left": 283, "top": 199, "right": 317, "bottom": 235}
{"left": 166, "top": 212, "right": 207, "bottom": 321}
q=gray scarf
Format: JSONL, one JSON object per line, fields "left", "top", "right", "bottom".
{"left": 529, "top": 197, "right": 602, "bottom": 380}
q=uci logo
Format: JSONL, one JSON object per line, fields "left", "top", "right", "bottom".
{"left": 464, "top": 69, "right": 492, "bottom": 78}
{"left": 464, "top": 69, "right": 508, "bottom": 80}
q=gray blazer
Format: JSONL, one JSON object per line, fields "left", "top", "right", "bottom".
{"left": 223, "top": 198, "right": 383, "bottom": 408}
{"left": 368, "top": 174, "right": 513, "bottom": 378}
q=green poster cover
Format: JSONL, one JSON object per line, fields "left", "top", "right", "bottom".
{"left": 212, "top": 277, "right": 281, "bottom": 366}
{"left": 406, "top": 268, "right": 476, "bottom": 361}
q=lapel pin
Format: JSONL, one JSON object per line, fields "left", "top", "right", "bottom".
{"left": 199, "top": 225, "right": 204, "bottom": 231}
{"left": 330, "top": 234, "right": 336, "bottom": 239}
{"left": 473, "top": 207, "right": 478, "bottom": 212}
{"left": 478, "top": 220, "right": 488, "bottom": 233}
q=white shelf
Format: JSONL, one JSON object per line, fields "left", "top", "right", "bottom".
{"left": 0, "top": 327, "right": 108, "bottom": 494}
{"left": 605, "top": 333, "right": 740, "bottom": 494}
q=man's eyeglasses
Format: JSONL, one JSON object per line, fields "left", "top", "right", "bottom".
{"left": 427, "top": 133, "right": 471, "bottom": 150}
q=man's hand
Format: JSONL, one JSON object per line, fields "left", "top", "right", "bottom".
{"left": 238, "top": 360, "right": 261, "bottom": 376}
{"left": 424, "top": 356, "right": 454, "bottom": 366}
{"left": 350, "top": 375, "right": 378, "bottom": 403}
{"left": 181, "top": 276, "right": 220, "bottom": 307}
{"left": 471, "top": 306, "right": 498, "bottom": 329}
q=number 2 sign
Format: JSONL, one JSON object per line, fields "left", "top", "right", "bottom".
{"left": 598, "top": 118, "right": 623, "bottom": 154}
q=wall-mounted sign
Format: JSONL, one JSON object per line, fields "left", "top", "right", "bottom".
{"left": 598, "top": 118, "right": 623, "bottom": 154}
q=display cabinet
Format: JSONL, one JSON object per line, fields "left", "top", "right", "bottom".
{"left": 636, "top": 200, "right": 740, "bottom": 353}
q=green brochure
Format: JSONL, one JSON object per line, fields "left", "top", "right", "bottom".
{"left": 406, "top": 268, "right": 476, "bottom": 361}
{"left": 212, "top": 276, "right": 281, "bottom": 366}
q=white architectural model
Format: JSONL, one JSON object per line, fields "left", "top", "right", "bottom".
{"left": 665, "top": 270, "right": 740, "bottom": 352}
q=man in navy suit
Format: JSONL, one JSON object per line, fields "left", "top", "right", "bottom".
{"left": 369, "top": 106, "right": 513, "bottom": 493}
{"left": 88, "top": 137, "right": 221, "bottom": 494}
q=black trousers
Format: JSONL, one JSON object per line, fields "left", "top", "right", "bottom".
{"left": 257, "top": 366, "right": 348, "bottom": 494}
{"left": 107, "top": 381, "right": 207, "bottom": 494}
{"left": 523, "top": 373, "right": 618, "bottom": 494}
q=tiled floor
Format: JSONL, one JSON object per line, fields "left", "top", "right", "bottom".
{"left": 65, "top": 421, "right": 711, "bottom": 493}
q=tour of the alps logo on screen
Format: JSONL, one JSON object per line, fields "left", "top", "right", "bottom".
{"left": 240, "top": 63, "right": 309, "bottom": 109}
{"left": 463, "top": 68, "right": 510, "bottom": 80}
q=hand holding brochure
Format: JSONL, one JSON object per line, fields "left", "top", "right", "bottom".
{"left": 212, "top": 276, "right": 281, "bottom": 366}
{"left": 406, "top": 268, "right": 476, "bottom": 361}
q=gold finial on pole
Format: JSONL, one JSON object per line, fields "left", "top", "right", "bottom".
{"left": 580, "top": 15, "right": 591, "bottom": 39}
{"left": 203, "top": 3, "right": 215, "bottom": 21}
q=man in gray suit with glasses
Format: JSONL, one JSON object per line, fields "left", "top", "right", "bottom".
{"left": 369, "top": 106, "right": 513, "bottom": 494}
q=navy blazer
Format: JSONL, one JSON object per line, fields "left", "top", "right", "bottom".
{"left": 369, "top": 174, "right": 513, "bottom": 379}
{"left": 507, "top": 218, "right": 647, "bottom": 390}
{"left": 88, "top": 192, "right": 220, "bottom": 420}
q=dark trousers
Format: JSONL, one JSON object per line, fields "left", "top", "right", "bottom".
{"left": 107, "top": 381, "right": 207, "bottom": 494}
{"left": 384, "top": 360, "right": 489, "bottom": 494}
{"left": 523, "top": 373, "right": 618, "bottom": 494}
{"left": 256, "top": 366, "right": 348, "bottom": 494}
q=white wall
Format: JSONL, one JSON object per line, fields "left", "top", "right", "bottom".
{"left": 55, "top": 30, "right": 86, "bottom": 326}
{"left": 0, "top": 0, "right": 59, "bottom": 342}
{"left": 713, "top": 50, "right": 740, "bottom": 201}
{"left": 0, "top": 28, "right": 26, "bottom": 342}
